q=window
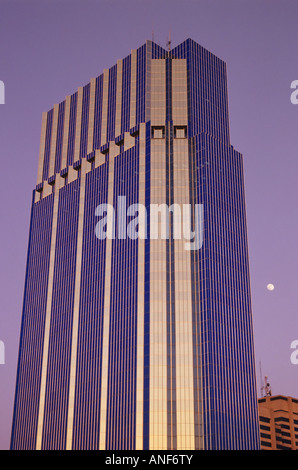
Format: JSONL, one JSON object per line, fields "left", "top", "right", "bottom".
{"left": 260, "top": 424, "right": 270, "bottom": 431}
{"left": 260, "top": 416, "right": 270, "bottom": 423}
{"left": 174, "top": 126, "right": 187, "bottom": 139}
{"left": 151, "top": 126, "right": 165, "bottom": 139}
{"left": 275, "top": 417, "right": 289, "bottom": 423}
{"left": 261, "top": 441, "right": 271, "bottom": 448}
{"left": 275, "top": 428, "right": 291, "bottom": 437}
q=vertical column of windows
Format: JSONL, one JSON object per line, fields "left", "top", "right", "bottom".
{"left": 48, "top": 105, "right": 59, "bottom": 178}
{"left": 149, "top": 59, "right": 168, "bottom": 450}
{"left": 67, "top": 92, "right": 78, "bottom": 167}
{"left": 99, "top": 143, "right": 117, "bottom": 449}
{"left": 143, "top": 122, "right": 151, "bottom": 450}
{"left": 11, "top": 195, "right": 54, "bottom": 449}
{"left": 60, "top": 96, "right": 71, "bottom": 170}
{"left": 54, "top": 101, "right": 66, "bottom": 174}
{"left": 136, "top": 45, "right": 146, "bottom": 125}
{"left": 188, "top": 136, "right": 204, "bottom": 450}
{"left": 66, "top": 159, "right": 90, "bottom": 449}
{"left": 172, "top": 134, "right": 195, "bottom": 452}
{"left": 87, "top": 78, "right": 96, "bottom": 155}
{"left": 79, "top": 84, "right": 91, "bottom": 160}
{"left": 100, "top": 70, "right": 109, "bottom": 147}
{"left": 37, "top": 112, "right": 48, "bottom": 185}
{"left": 36, "top": 176, "right": 63, "bottom": 449}
{"left": 136, "top": 124, "right": 146, "bottom": 449}
{"left": 121, "top": 55, "right": 131, "bottom": 135}
{"left": 93, "top": 75, "right": 103, "bottom": 150}
{"left": 71, "top": 162, "right": 108, "bottom": 449}
{"left": 130, "top": 50, "right": 137, "bottom": 130}
{"left": 107, "top": 65, "right": 117, "bottom": 143}
{"left": 42, "top": 109, "right": 53, "bottom": 182}
{"left": 41, "top": 179, "right": 80, "bottom": 450}
{"left": 115, "top": 60, "right": 123, "bottom": 138}
{"left": 73, "top": 88, "right": 83, "bottom": 163}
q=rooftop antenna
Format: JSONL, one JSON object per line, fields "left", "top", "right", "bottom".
{"left": 152, "top": 24, "right": 154, "bottom": 42}
{"left": 264, "top": 376, "right": 272, "bottom": 397}
{"left": 167, "top": 30, "right": 172, "bottom": 51}
{"left": 259, "top": 361, "right": 265, "bottom": 397}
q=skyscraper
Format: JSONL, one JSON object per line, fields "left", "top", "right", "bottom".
{"left": 11, "top": 38, "right": 260, "bottom": 450}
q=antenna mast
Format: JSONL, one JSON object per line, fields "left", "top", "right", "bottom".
{"left": 167, "top": 30, "right": 172, "bottom": 51}
{"left": 264, "top": 376, "right": 272, "bottom": 397}
{"left": 259, "top": 362, "right": 272, "bottom": 397}
{"left": 259, "top": 361, "right": 264, "bottom": 397}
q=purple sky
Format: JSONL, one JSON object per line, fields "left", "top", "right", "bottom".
{"left": 0, "top": 0, "right": 297, "bottom": 450}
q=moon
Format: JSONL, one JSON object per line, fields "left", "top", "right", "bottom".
{"left": 267, "top": 283, "right": 275, "bottom": 291}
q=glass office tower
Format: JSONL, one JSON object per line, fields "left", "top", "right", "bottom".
{"left": 11, "top": 39, "right": 260, "bottom": 450}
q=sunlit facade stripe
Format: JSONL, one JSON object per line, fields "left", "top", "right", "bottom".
{"left": 11, "top": 39, "right": 260, "bottom": 450}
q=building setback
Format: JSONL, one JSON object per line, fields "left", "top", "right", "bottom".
{"left": 11, "top": 38, "right": 260, "bottom": 450}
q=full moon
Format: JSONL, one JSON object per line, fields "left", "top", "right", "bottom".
{"left": 267, "top": 283, "right": 275, "bottom": 291}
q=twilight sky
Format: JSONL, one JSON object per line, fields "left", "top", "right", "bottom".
{"left": 0, "top": 0, "right": 297, "bottom": 450}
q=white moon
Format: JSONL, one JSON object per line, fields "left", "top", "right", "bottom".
{"left": 267, "top": 283, "right": 275, "bottom": 291}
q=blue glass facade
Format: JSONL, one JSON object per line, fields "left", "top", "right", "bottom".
{"left": 41, "top": 180, "right": 80, "bottom": 449}
{"left": 194, "top": 134, "right": 259, "bottom": 449}
{"left": 106, "top": 145, "right": 139, "bottom": 450}
{"left": 11, "top": 194, "right": 54, "bottom": 449}
{"left": 72, "top": 164, "right": 108, "bottom": 449}
{"left": 11, "top": 39, "right": 260, "bottom": 450}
